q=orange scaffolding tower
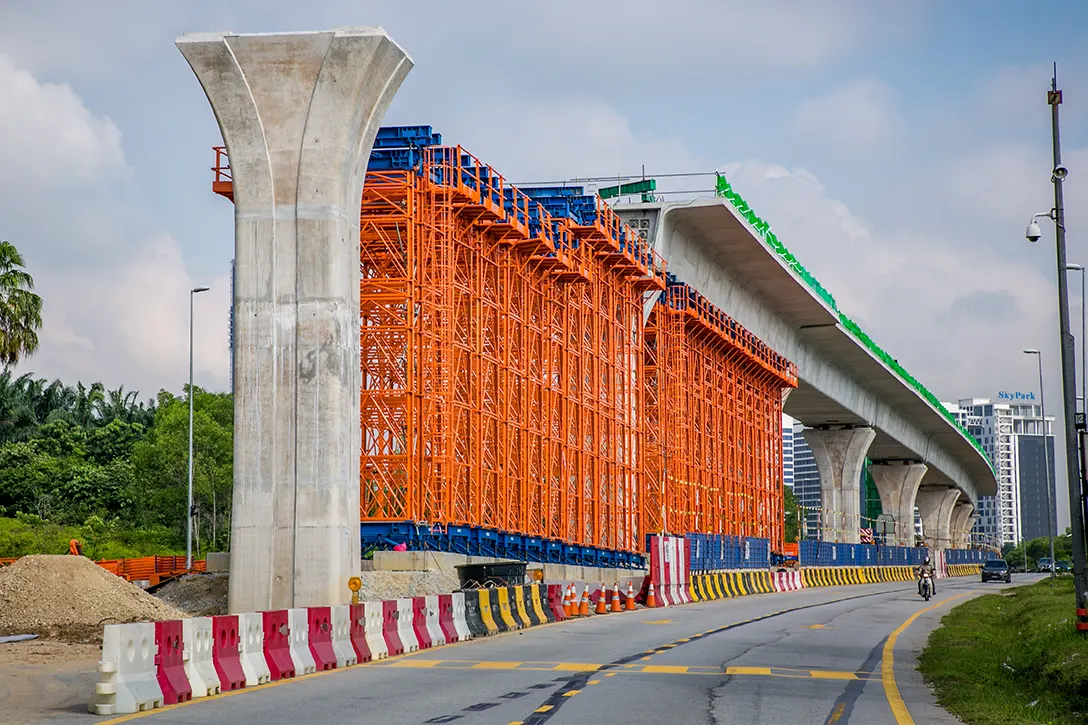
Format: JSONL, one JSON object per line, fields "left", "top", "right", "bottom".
{"left": 211, "top": 141, "right": 796, "bottom": 555}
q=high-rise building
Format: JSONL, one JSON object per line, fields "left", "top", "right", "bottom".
{"left": 942, "top": 397, "right": 1055, "bottom": 546}
{"left": 791, "top": 422, "right": 821, "bottom": 538}
{"left": 782, "top": 414, "right": 794, "bottom": 490}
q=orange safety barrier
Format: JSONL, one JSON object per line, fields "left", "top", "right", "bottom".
{"left": 0, "top": 555, "right": 205, "bottom": 585}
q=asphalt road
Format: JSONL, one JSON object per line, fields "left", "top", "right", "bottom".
{"left": 69, "top": 575, "right": 1043, "bottom": 725}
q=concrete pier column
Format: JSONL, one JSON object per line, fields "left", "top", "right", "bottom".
{"left": 916, "top": 488, "right": 962, "bottom": 551}
{"left": 177, "top": 29, "right": 412, "bottom": 613}
{"left": 870, "top": 462, "right": 926, "bottom": 548}
{"left": 950, "top": 502, "right": 974, "bottom": 549}
{"left": 801, "top": 427, "right": 876, "bottom": 544}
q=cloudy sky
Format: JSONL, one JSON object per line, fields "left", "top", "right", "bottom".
{"left": 3, "top": 2, "right": 1087, "bottom": 522}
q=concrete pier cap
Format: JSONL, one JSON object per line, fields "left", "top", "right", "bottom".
{"left": 870, "top": 461, "right": 927, "bottom": 548}
{"left": 176, "top": 28, "right": 412, "bottom": 613}
{"left": 917, "top": 487, "right": 962, "bottom": 551}
{"left": 801, "top": 426, "right": 876, "bottom": 544}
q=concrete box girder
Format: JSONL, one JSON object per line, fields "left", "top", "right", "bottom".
{"left": 615, "top": 200, "right": 995, "bottom": 509}
{"left": 177, "top": 28, "right": 412, "bottom": 613}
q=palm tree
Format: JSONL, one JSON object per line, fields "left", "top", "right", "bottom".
{"left": 0, "top": 241, "right": 42, "bottom": 367}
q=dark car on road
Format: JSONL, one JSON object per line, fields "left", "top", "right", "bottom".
{"left": 1056, "top": 560, "right": 1072, "bottom": 573}
{"left": 981, "top": 559, "right": 1012, "bottom": 583}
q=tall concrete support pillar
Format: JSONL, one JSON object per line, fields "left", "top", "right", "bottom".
{"left": 870, "top": 462, "right": 926, "bottom": 548}
{"left": 801, "top": 427, "right": 876, "bottom": 544}
{"left": 177, "top": 29, "right": 412, "bottom": 613}
{"left": 950, "top": 502, "right": 974, "bottom": 549}
{"left": 916, "top": 488, "right": 962, "bottom": 551}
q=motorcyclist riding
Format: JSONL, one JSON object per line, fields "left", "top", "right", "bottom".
{"left": 917, "top": 556, "right": 936, "bottom": 596}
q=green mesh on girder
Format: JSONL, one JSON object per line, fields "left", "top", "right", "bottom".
{"left": 713, "top": 173, "right": 993, "bottom": 474}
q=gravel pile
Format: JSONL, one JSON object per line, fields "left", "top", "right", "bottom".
{"left": 355, "top": 570, "right": 460, "bottom": 601}
{"left": 154, "top": 573, "right": 229, "bottom": 617}
{"left": 0, "top": 555, "right": 186, "bottom": 642}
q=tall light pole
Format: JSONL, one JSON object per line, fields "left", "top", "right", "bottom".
{"left": 1024, "top": 66, "right": 1088, "bottom": 630}
{"left": 187, "top": 286, "right": 210, "bottom": 570}
{"left": 1023, "top": 349, "right": 1056, "bottom": 578}
{"left": 1067, "top": 263, "right": 1087, "bottom": 413}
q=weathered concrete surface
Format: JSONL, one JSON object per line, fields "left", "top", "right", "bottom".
{"left": 871, "top": 462, "right": 927, "bottom": 547}
{"left": 615, "top": 201, "right": 995, "bottom": 518}
{"left": 950, "top": 501, "right": 974, "bottom": 549}
{"left": 801, "top": 427, "right": 876, "bottom": 544}
{"left": 917, "top": 487, "right": 962, "bottom": 550}
{"left": 177, "top": 28, "right": 412, "bottom": 612}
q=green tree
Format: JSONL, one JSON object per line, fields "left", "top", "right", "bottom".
{"left": 0, "top": 241, "right": 42, "bottom": 367}
{"left": 783, "top": 485, "right": 799, "bottom": 543}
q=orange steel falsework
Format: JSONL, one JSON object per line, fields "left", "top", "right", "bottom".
{"left": 210, "top": 143, "right": 795, "bottom": 554}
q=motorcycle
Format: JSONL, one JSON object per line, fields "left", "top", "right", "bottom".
{"left": 919, "top": 572, "right": 932, "bottom": 601}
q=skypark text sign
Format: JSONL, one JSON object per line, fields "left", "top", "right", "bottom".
{"left": 997, "top": 391, "right": 1037, "bottom": 402}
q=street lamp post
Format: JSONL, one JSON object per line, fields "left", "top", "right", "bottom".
{"left": 1024, "top": 68, "right": 1088, "bottom": 630}
{"left": 1067, "top": 263, "right": 1087, "bottom": 414}
{"left": 187, "top": 286, "right": 210, "bottom": 570}
{"left": 1023, "top": 349, "right": 1057, "bottom": 578}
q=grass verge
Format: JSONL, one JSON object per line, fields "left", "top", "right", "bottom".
{"left": 918, "top": 577, "right": 1088, "bottom": 724}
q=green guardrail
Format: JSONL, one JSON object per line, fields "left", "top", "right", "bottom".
{"left": 713, "top": 174, "right": 993, "bottom": 474}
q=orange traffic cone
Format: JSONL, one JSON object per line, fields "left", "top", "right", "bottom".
{"left": 579, "top": 584, "right": 590, "bottom": 616}
{"left": 625, "top": 581, "right": 636, "bottom": 611}
{"left": 563, "top": 585, "right": 572, "bottom": 617}
{"left": 595, "top": 584, "right": 608, "bottom": 614}
{"left": 647, "top": 583, "right": 657, "bottom": 608}
{"left": 610, "top": 582, "right": 622, "bottom": 612}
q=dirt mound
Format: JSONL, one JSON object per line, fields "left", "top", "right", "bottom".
{"left": 0, "top": 555, "right": 186, "bottom": 642}
{"left": 154, "top": 572, "right": 228, "bottom": 617}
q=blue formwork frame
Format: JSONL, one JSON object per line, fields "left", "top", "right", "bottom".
{"left": 682, "top": 533, "right": 771, "bottom": 572}
{"left": 798, "top": 540, "right": 930, "bottom": 567}
{"left": 361, "top": 522, "right": 647, "bottom": 569}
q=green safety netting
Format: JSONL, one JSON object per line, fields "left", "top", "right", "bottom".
{"left": 713, "top": 174, "right": 993, "bottom": 473}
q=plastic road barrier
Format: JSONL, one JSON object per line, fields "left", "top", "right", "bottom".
{"left": 437, "top": 594, "right": 459, "bottom": 644}
{"left": 261, "top": 610, "right": 295, "bottom": 681}
{"left": 155, "top": 620, "right": 192, "bottom": 704}
{"left": 306, "top": 607, "right": 337, "bottom": 671}
{"left": 181, "top": 617, "right": 221, "bottom": 698}
{"left": 211, "top": 615, "right": 245, "bottom": 691}
{"left": 547, "top": 584, "right": 566, "bottom": 621}
{"left": 450, "top": 592, "right": 473, "bottom": 641}
{"left": 484, "top": 588, "right": 506, "bottom": 633}
{"left": 511, "top": 586, "right": 534, "bottom": 627}
{"left": 330, "top": 605, "right": 358, "bottom": 668}
{"left": 287, "top": 609, "right": 317, "bottom": 675}
{"left": 411, "top": 597, "right": 432, "bottom": 649}
{"left": 237, "top": 612, "right": 270, "bottom": 687}
{"left": 462, "top": 590, "right": 489, "bottom": 638}
{"left": 530, "top": 584, "right": 552, "bottom": 624}
{"left": 88, "top": 622, "right": 164, "bottom": 715}
{"left": 381, "top": 600, "right": 404, "bottom": 656}
{"left": 349, "top": 603, "right": 373, "bottom": 663}
{"left": 496, "top": 587, "right": 520, "bottom": 630}
{"left": 396, "top": 599, "right": 419, "bottom": 653}
{"left": 362, "top": 601, "right": 387, "bottom": 660}
{"left": 424, "top": 595, "right": 447, "bottom": 647}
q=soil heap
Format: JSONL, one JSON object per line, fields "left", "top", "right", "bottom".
{"left": 154, "top": 572, "right": 228, "bottom": 617}
{"left": 0, "top": 555, "right": 186, "bottom": 641}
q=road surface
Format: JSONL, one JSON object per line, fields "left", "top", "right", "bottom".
{"left": 73, "top": 575, "right": 1040, "bottom": 725}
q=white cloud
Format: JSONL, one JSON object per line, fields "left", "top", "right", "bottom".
{"left": 0, "top": 54, "right": 127, "bottom": 188}
{"left": 20, "top": 232, "right": 230, "bottom": 396}
{"left": 792, "top": 78, "right": 898, "bottom": 153}
{"left": 446, "top": 97, "right": 705, "bottom": 183}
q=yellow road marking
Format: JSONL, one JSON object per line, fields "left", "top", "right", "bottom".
{"left": 827, "top": 703, "right": 846, "bottom": 722}
{"left": 882, "top": 592, "right": 973, "bottom": 725}
{"left": 588, "top": 680, "right": 600, "bottom": 685}
{"left": 535, "top": 705, "right": 553, "bottom": 713}
{"left": 472, "top": 661, "right": 523, "bottom": 669}
{"left": 551, "top": 663, "right": 600, "bottom": 671}
{"left": 725, "top": 666, "right": 772, "bottom": 676}
{"left": 642, "top": 665, "right": 690, "bottom": 674}
{"left": 562, "top": 689, "right": 580, "bottom": 697}
{"left": 803, "top": 624, "right": 825, "bottom": 629}
{"left": 642, "top": 619, "right": 673, "bottom": 624}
